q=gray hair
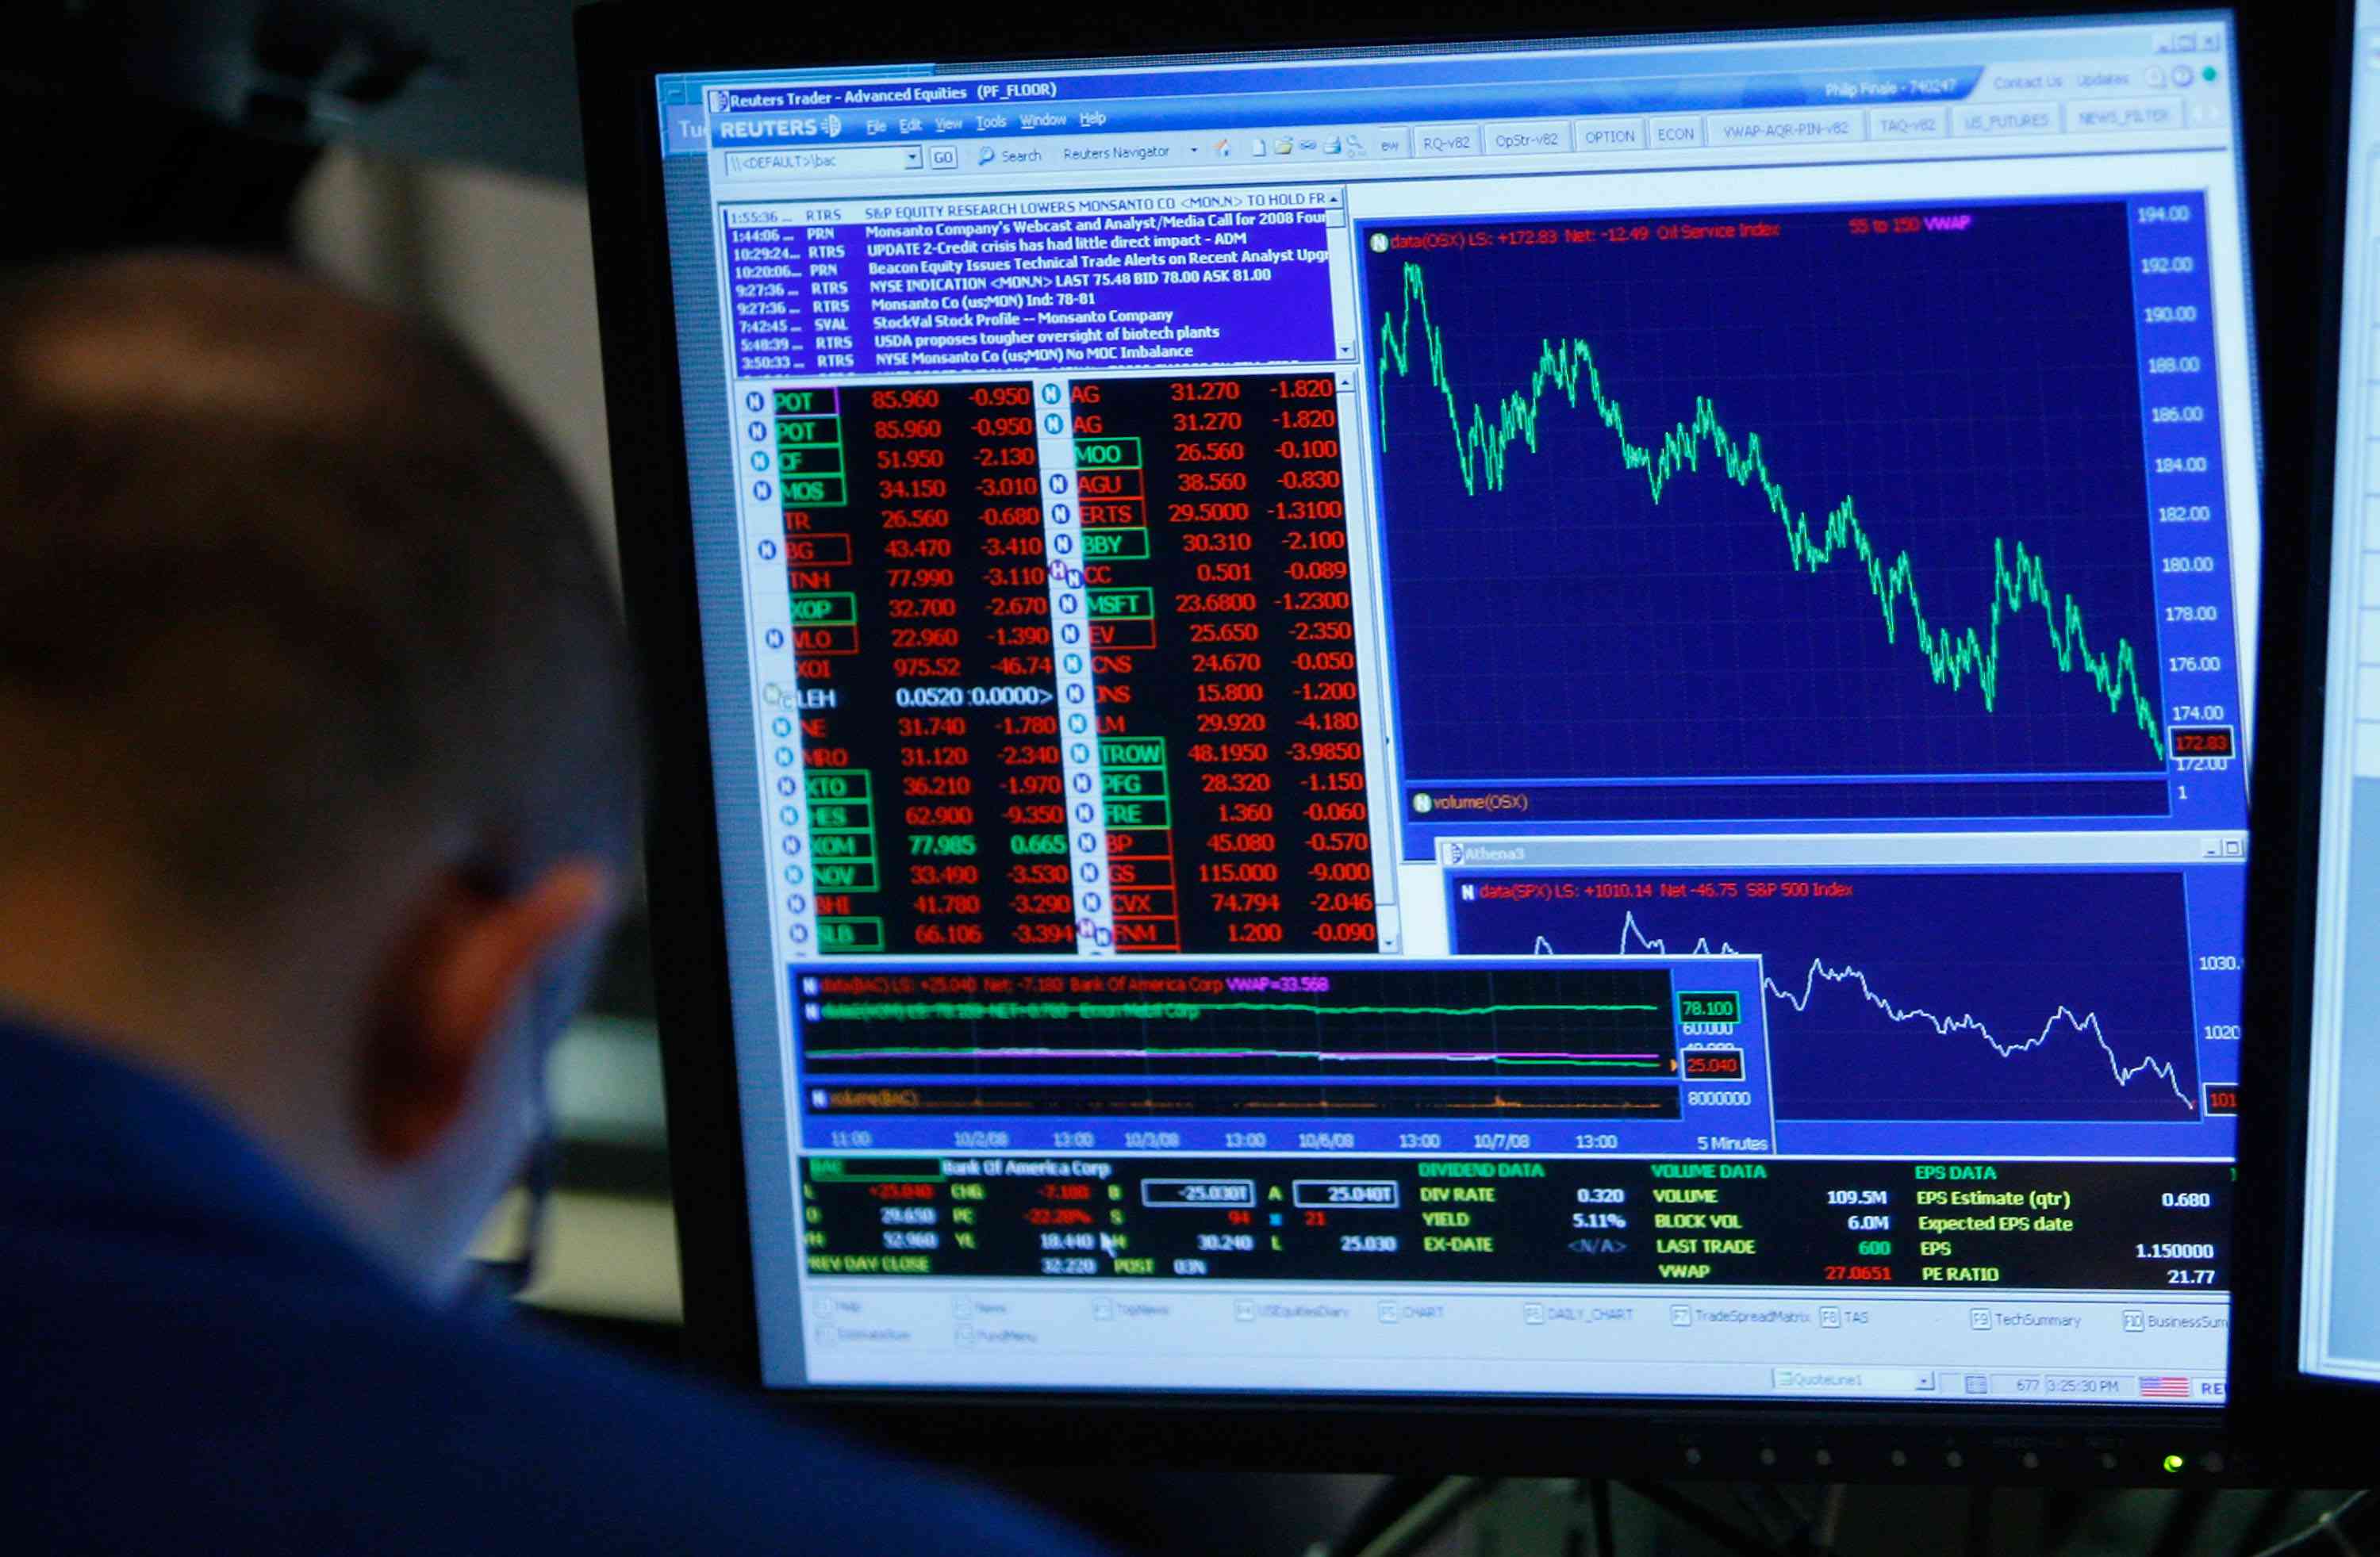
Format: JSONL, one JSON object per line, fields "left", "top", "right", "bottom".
{"left": 0, "top": 252, "right": 639, "bottom": 907}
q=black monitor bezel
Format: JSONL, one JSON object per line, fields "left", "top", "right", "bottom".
{"left": 577, "top": 0, "right": 2318, "bottom": 1483}
{"left": 2228, "top": 0, "right": 2372, "bottom": 1456}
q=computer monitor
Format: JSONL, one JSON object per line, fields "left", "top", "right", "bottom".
{"left": 578, "top": 2, "right": 2298, "bottom": 1479}
{"left": 2228, "top": 0, "right": 2380, "bottom": 1441}
{"left": 2296, "top": 0, "right": 2380, "bottom": 1389}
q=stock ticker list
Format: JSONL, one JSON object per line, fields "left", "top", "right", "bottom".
{"left": 1073, "top": 374, "right": 1377, "bottom": 952}
{"left": 778, "top": 372, "right": 1378, "bottom": 955}
{"left": 783, "top": 382, "right": 1073, "bottom": 954}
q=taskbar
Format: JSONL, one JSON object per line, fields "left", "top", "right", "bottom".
{"left": 794, "top": 1279, "right": 2227, "bottom": 1405}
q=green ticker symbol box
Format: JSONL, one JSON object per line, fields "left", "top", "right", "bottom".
{"left": 819, "top": 917, "right": 885, "bottom": 953}
{"left": 1073, "top": 435, "right": 1142, "bottom": 470}
{"left": 811, "top": 831, "right": 876, "bottom": 861}
{"left": 777, "top": 417, "right": 840, "bottom": 446}
{"left": 1103, "top": 797, "right": 1173, "bottom": 829}
{"left": 1100, "top": 736, "right": 1165, "bottom": 769}
{"left": 808, "top": 801, "right": 871, "bottom": 832}
{"left": 813, "top": 861, "right": 880, "bottom": 892}
{"left": 774, "top": 389, "right": 834, "bottom": 416}
{"left": 805, "top": 769, "right": 873, "bottom": 801}
{"left": 790, "top": 593, "right": 858, "bottom": 625}
{"left": 1679, "top": 991, "right": 1742, "bottom": 1025}
{"left": 1088, "top": 587, "right": 1154, "bottom": 621}
{"left": 1083, "top": 528, "right": 1150, "bottom": 560}
{"left": 1101, "top": 765, "right": 1167, "bottom": 798}
{"left": 781, "top": 476, "right": 848, "bottom": 508}
{"left": 778, "top": 444, "right": 846, "bottom": 477}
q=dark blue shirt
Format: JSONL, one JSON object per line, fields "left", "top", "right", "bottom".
{"left": 0, "top": 1018, "right": 1103, "bottom": 1555}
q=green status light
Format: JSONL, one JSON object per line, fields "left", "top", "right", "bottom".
{"left": 2162, "top": 1453, "right": 2186, "bottom": 1475}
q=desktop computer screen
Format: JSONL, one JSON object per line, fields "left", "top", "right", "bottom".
{"left": 2297, "top": 0, "right": 2380, "bottom": 1388}
{"left": 621, "top": 9, "right": 2258, "bottom": 1414}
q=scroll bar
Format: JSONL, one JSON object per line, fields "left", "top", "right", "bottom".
{"left": 1036, "top": 374, "right": 1115, "bottom": 951}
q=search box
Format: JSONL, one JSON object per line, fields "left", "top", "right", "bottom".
{"left": 723, "top": 146, "right": 922, "bottom": 178}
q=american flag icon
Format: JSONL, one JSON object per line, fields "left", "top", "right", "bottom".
{"left": 2138, "top": 1376, "right": 2190, "bottom": 1399}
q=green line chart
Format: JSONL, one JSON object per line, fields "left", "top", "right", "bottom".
{"left": 1360, "top": 201, "right": 2197, "bottom": 793}
{"left": 796, "top": 964, "right": 1697, "bottom": 1080}
{"left": 812, "top": 998, "right": 1661, "bottom": 1022}
{"left": 1376, "top": 258, "right": 2166, "bottom": 762}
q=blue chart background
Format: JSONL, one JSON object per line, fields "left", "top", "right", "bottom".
{"left": 1449, "top": 869, "right": 2202, "bottom": 1123}
{"left": 1361, "top": 200, "right": 2168, "bottom": 785}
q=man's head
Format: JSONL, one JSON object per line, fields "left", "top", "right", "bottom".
{"left": 0, "top": 252, "right": 638, "bottom": 1298}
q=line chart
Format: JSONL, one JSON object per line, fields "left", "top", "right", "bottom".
{"left": 791, "top": 958, "right": 1779, "bottom": 1149}
{"left": 1450, "top": 869, "right": 2204, "bottom": 1122}
{"left": 808, "top": 1089, "right": 1418, "bottom": 1112}
{"left": 1376, "top": 261, "right": 2167, "bottom": 761}
{"left": 795, "top": 962, "right": 1705, "bottom": 1083}
{"left": 808, "top": 1083, "right": 1683, "bottom": 1117}
{"left": 1360, "top": 200, "right": 2184, "bottom": 796}
{"left": 808, "top": 1043, "right": 1669, "bottom": 1070}
{"left": 1586, "top": 909, "right": 2192, "bottom": 1110}
{"left": 809, "top": 997, "right": 1663, "bottom": 1021}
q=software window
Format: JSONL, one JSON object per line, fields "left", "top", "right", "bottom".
{"left": 647, "top": 13, "right": 2252, "bottom": 1406}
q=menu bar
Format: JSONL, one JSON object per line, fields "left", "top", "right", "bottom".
{"left": 708, "top": 94, "right": 2223, "bottom": 178}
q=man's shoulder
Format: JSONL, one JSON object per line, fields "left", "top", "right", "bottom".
{"left": 0, "top": 1219, "right": 1095, "bottom": 1556}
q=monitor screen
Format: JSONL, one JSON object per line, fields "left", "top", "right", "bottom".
{"left": 2298, "top": 0, "right": 2380, "bottom": 1387}
{"left": 647, "top": 10, "right": 2256, "bottom": 1409}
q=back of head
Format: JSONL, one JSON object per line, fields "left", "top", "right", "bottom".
{"left": 0, "top": 252, "right": 637, "bottom": 924}
{"left": 0, "top": 255, "right": 640, "bottom": 1293}
{"left": 0, "top": 254, "right": 1111, "bottom": 1557}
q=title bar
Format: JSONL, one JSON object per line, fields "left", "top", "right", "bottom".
{"left": 696, "top": 70, "right": 1992, "bottom": 150}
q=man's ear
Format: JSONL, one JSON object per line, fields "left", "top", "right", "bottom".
{"left": 357, "top": 860, "right": 615, "bottom": 1164}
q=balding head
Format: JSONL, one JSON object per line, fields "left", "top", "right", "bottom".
{"left": 10, "top": 253, "right": 414, "bottom": 421}
{"left": 0, "top": 252, "right": 636, "bottom": 909}
{"left": 0, "top": 252, "right": 639, "bottom": 1295}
